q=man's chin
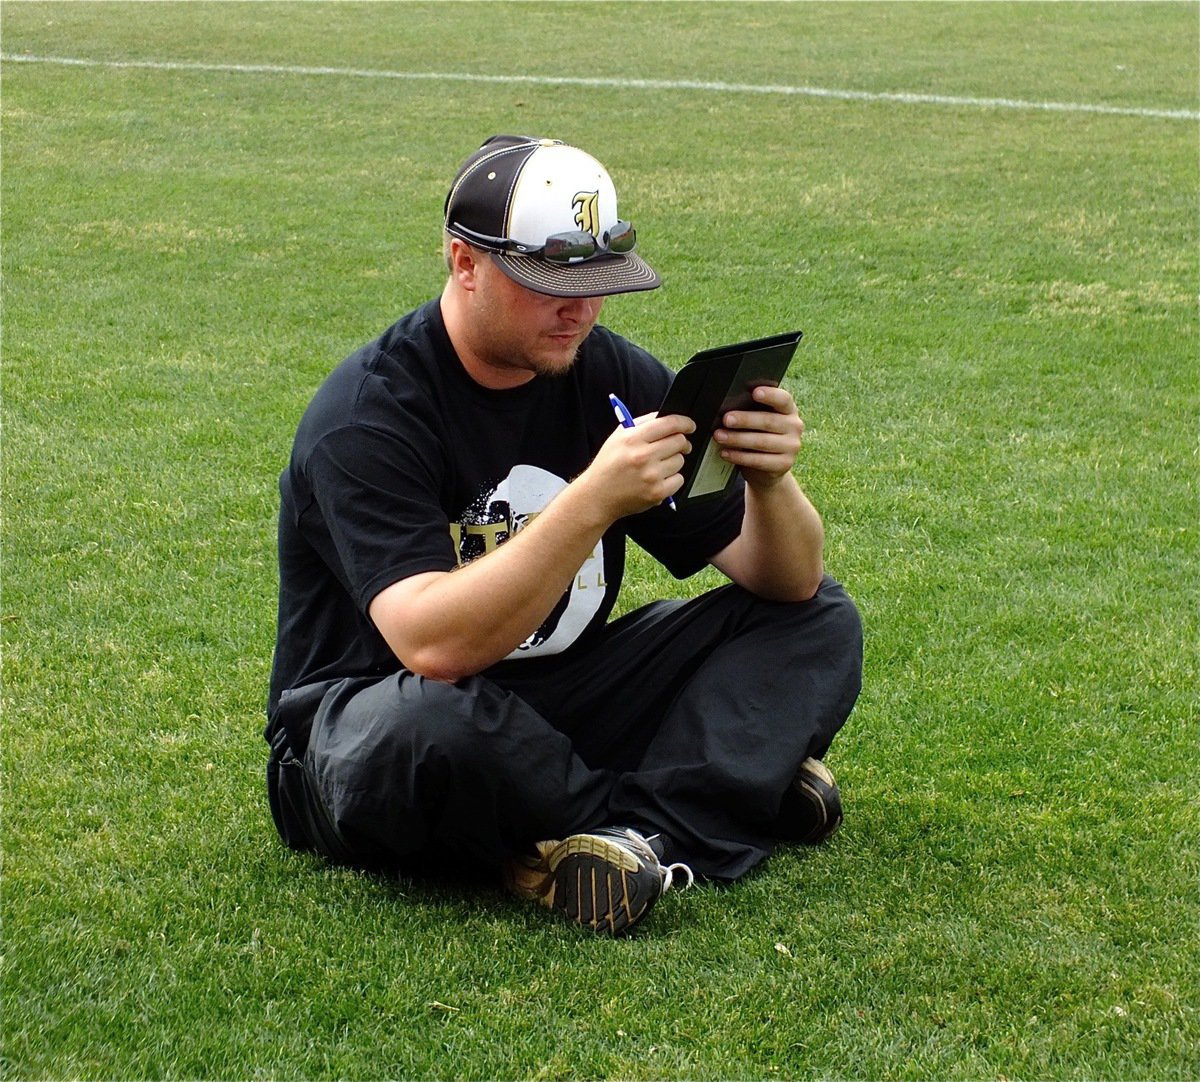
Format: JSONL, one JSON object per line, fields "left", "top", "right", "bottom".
{"left": 529, "top": 346, "right": 580, "bottom": 378}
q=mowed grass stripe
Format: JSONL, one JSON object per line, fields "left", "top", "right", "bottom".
{"left": 3, "top": 52, "right": 1197, "bottom": 121}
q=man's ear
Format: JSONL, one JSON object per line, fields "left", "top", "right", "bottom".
{"left": 448, "top": 238, "right": 482, "bottom": 291}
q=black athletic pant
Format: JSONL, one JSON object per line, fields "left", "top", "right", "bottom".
{"left": 267, "top": 576, "right": 862, "bottom": 881}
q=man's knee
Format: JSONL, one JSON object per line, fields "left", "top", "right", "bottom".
{"left": 815, "top": 577, "right": 864, "bottom": 658}
{"left": 764, "top": 578, "right": 863, "bottom": 715}
{"left": 754, "top": 576, "right": 862, "bottom": 660}
{"left": 315, "top": 671, "right": 505, "bottom": 774}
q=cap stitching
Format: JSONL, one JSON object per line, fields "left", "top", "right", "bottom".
{"left": 491, "top": 250, "right": 660, "bottom": 297}
{"left": 445, "top": 141, "right": 538, "bottom": 233}
{"left": 497, "top": 148, "right": 527, "bottom": 239}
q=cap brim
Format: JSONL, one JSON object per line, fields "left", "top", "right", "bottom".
{"left": 489, "top": 251, "right": 661, "bottom": 298}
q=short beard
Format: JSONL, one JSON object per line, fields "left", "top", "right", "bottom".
{"left": 526, "top": 347, "right": 579, "bottom": 379}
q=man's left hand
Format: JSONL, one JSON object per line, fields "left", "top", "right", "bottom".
{"left": 713, "top": 385, "right": 805, "bottom": 490}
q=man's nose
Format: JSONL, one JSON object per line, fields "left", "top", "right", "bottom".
{"left": 557, "top": 296, "right": 602, "bottom": 322}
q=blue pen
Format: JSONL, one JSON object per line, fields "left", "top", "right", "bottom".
{"left": 609, "top": 393, "right": 677, "bottom": 511}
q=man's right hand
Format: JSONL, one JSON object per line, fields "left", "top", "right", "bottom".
{"left": 578, "top": 413, "right": 695, "bottom": 520}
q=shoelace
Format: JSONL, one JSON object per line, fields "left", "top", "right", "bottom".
{"left": 661, "top": 860, "right": 695, "bottom": 892}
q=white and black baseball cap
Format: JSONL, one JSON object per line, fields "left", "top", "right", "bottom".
{"left": 443, "top": 135, "right": 661, "bottom": 298}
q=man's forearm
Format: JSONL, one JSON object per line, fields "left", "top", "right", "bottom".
{"left": 712, "top": 475, "right": 825, "bottom": 602}
{"left": 370, "top": 480, "right": 610, "bottom": 681}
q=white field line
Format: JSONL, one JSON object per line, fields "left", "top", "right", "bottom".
{"left": 3, "top": 53, "right": 1198, "bottom": 121}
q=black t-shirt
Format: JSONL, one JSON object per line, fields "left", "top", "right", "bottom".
{"left": 268, "top": 299, "right": 745, "bottom": 714}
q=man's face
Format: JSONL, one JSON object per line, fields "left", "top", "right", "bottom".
{"left": 466, "top": 253, "right": 606, "bottom": 382}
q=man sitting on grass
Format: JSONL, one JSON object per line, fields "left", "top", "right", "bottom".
{"left": 265, "top": 135, "right": 862, "bottom": 935}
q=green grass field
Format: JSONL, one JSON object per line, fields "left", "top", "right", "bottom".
{"left": 3, "top": 2, "right": 1197, "bottom": 1078}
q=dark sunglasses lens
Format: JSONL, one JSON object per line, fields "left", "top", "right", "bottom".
{"left": 606, "top": 222, "right": 636, "bottom": 253}
{"left": 539, "top": 223, "right": 637, "bottom": 262}
{"left": 542, "top": 231, "right": 597, "bottom": 263}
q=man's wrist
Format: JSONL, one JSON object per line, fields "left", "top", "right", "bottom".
{"left": 743, "top": 468, "right": 795, "bottom": 495}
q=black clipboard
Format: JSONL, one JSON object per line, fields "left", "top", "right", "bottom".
{"left": 657, "top": 330, "right": 802, "bottom": 505}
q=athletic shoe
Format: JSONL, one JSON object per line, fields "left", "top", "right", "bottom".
{"left": 776, "top": 757, "right": 843, "bottom": 844}
{"left": 504, "top": 826, "right": 694, "bottom": 935}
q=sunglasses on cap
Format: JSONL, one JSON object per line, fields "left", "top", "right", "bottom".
{"left": 450, "top": 220, "right": 637, "bottom": 263}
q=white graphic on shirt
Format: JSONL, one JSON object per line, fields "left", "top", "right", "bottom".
{"left": 452, "top": 465, "right": 606, "bottom": 659}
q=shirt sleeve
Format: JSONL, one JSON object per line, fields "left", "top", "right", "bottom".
{"left": 299, "top": 420, "right": 457, "bottom": 614}
{"left": 626, "top": 481, "right": 746, "bottom": 578}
